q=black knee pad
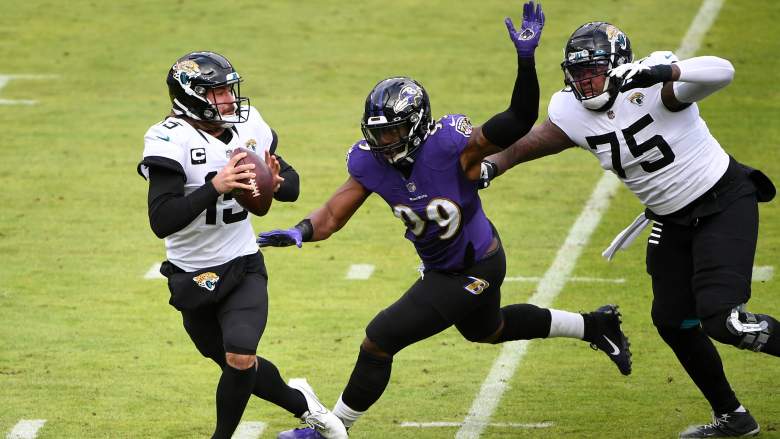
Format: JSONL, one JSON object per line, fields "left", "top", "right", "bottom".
{"left": 717, "top": 305, "right": 774, "bottom": 352}
{"left": 223, "top": 323, "right": 259, "bottom": 355}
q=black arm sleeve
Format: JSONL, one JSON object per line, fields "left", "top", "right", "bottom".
{"left": 147, "top": 166, "right": 221, "bottom": 239}
{"left": 481, "top": 56, "right": 540, "bottom": 148}
{"left": 268, "top": 130, "right": 300, "bottom": 202}
{"left": 273, "top": 154, "right": 300, "bottom": 202}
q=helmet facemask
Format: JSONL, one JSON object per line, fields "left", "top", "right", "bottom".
{"left": 361, "top": 78, "right": 432, "bottom": 165}
{"left": 361, "top": 109, "right": 425, "bottom": 164}
{"left": 561, "top": 22, "right": 633, "bottom": 111}
{"left": 168, "top": 52, "right": 251, "bottom": 128}
{"left": 563, "top": 58, "right": 616, "bottom": 110}
{"left": 199, "top": 81, "right": 250, "bottom": 128}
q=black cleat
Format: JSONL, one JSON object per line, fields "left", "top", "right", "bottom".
{"left": 587, "top": 304, "right": 632, "bottom": 376}
{"left": 679, "top": 410, "right": 760, "bottom": 438}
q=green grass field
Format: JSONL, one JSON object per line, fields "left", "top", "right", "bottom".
{"left": 1, "top": 1, "right": 778, "bottom": 438}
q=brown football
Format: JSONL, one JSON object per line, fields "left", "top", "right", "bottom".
{"left": 230, "top": 147, "right": 274, "bottom": 216}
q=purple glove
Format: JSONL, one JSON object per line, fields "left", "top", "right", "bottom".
{"left": 505, "top": 1, "right": 545, "bottom": 58}
{"left": 257, "top": 227, "right": 303, "bottom": 248}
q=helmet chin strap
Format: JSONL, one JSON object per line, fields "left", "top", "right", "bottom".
{"left": 581, "top": 73, "right": 616, "bottom": 111}
{"left": 388, "top": 146, "right": 410, "bottom": 164}
{"left": 582, "top": 91, "right": 613, "bottom": 110}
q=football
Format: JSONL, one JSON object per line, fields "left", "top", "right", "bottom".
{"left": 230, "top": 147, "right": 274, "bottom": 216}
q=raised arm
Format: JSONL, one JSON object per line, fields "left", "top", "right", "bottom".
{"left": 257, "top": 177, "right": 370, "bottom": 248}
{"left": 485, "top": 118, "right": 576, "bottom": 179}
{"left": 460, "top": 1, "right": 544, "bottom": 179}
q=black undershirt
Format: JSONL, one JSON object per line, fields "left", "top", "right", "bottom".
{"left": 144, "top": 128, "right": 300, "bottom": 238}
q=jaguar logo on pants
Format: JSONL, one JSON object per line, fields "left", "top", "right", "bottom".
{"left": 193, "top": 272, "right": 219, "bottom": 292}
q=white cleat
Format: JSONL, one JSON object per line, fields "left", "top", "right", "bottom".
{"left": 290, "top": 380, "right": 348, "bottom": 439}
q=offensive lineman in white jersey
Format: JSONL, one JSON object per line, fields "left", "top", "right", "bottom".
{"left": 481, "top": 23, "right": 778, "bottom": 438}
{"left": 137, "top": 51, "right": 347, "bottom": 439}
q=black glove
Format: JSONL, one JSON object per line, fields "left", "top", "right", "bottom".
{"left": 608, "top": 62, "right": 674, "bottom": 92}
{"left": 478, "top": 160, "right": 498, "bottom": 189}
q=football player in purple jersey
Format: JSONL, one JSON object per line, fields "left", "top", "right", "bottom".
{"left": 260, "top": 4, "right": 632, "bottom": 438}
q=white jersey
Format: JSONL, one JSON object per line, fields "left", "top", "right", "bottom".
{"left": 548, "top": 51, "right": 729, "bottom": 215}
{"left": 139, "top": 106, "right": 273, "bottom": 271}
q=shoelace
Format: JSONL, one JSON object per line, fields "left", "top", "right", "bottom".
{"left": 304, "top": 415, "right": 327, "bottom": 431}
{"left": 702, "top": 413, "right": 731, "bottom": 430}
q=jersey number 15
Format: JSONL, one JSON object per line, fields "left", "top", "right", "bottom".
{"left": 204, "top": 171, "right": 248, "bottom": 225}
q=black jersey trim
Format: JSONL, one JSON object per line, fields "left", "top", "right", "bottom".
{"left": 137, "top": 156, "right": 185, "bottom": 180}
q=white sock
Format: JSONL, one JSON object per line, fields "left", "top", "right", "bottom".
{"left": 332, "top": 394, "right": 364, "bottom": 429}
{"left": 734, "top": 405, "right": 746, "bottom": 413}
{"left": 547, "top": 309, "right": 585, "bottom": 339}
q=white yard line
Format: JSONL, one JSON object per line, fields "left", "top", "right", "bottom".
{"left": 456, "top": 173, "right": 620, "bottom": 438}
{"left": 232, "top": 422, "right": 266, "bottom": 439}
{"left": 752, "top": 265, "right": 774, "bottom": 282}
{"left": 402, "top": 421, "right": 553, "bottom": 429}
{"left": 457, "top": 4, "right": 725, "bottom": 436}
{"left": 0, "top": 74, "right": 58, "bottom": 106}
{"left": 505, "top": 275, "right": 625, "bottom": 284}
{"left": 144, "top": 262, "right": 164, "bottom": 279}
{"left": 6, "top": 420, "right": 46, "bottom": 439}
{"left": 676, "top": 0, "right": 725, "bottom": 60}
{"left": 345, "top": 264, "right": 375, "bottom": 280}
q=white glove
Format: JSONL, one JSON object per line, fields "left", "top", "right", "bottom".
{"left": 608, "top": 62, "right": 650, "bottom": 82}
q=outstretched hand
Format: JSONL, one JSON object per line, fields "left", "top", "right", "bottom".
{"left": 264, "top": 150, "right": 285, "bottom": 193}
{"left": 505, "top": 1, "right": 545, "bottom": 58}
{"left": 257, "top": 227, "right": 303, "bottom": 248}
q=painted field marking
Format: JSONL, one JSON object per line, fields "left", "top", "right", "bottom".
{"left": 506, "top": 265, "right": 773, "bottom": 285}
{"left": 346, "top": 264, "right": 375, "bottom": 280}
{"left": 144, "top": 262, "right": 164, "bottom": 279}
{"left": 287, "top": 377, "right": 311, "bottom": 390}
{"left": 505, "top": 275, "right": 625, "bottom": 284}
{"left": 753, "top": 265, "right": 774, "bottom": 282}
{"left": 402, "top": 421, "right": 553, "bottom": 429}
{"left": 0, "top": 74, "right": 58, "bottom": 105}
{"left": 457, "top": 1, "right": 724, "bottom": 437}
{"left": 456, "top": 173, "right": 621, "bottom": 439}
{"left": 6, "top": 420, "right": 46, "bottom": 439}
{"left": 232, "top": 422, "right": 267, "bottom": 439}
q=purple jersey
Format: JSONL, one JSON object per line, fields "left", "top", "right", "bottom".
{"left": 347, "top": 114, "right": 494, "bottom": 271}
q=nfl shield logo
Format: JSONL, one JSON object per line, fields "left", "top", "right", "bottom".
{"left": 406, "top": 182, "right": 416, "bottom": 192}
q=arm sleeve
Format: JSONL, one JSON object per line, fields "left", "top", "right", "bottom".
{"left": 481, "top": 56, "right": 540, "bottom": 148}
{"left": 267, "top": 129, "right": 300, "bottom": 202}
{"left": 672, "top": 56, "right": 735, "bottom": 103}
{"left": 273, "top": 153, "right": 300, "bottom": 202}
{"left": 147, "top": 165, "right": 221, "bottom": 239}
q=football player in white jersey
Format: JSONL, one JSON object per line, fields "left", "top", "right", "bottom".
{"left": 137, "top": 51, "right": 347, "bottom": 439}
{"left": 481, "top": 22, "right": 778, "bottom": 438}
